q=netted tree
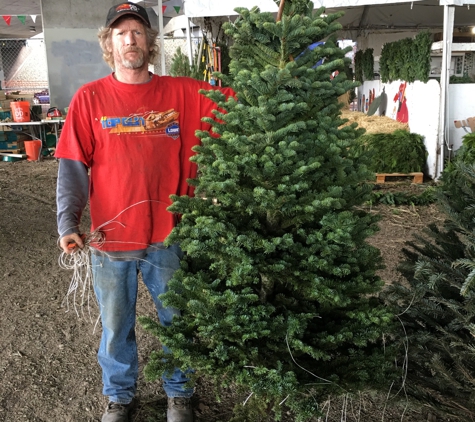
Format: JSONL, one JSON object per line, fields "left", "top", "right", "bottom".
{"left": 141, "top": 1, "right": 397, "bottom": 419}
{"left": 382, "top": 144, "right": 475, "bottom": 420}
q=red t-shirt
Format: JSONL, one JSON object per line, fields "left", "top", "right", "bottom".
{"left": 55, "top": 74, "right": 233, "bottom": 252}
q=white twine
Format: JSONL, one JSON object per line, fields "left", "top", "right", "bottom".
{"left": 58, "top": 200, "right": 174, "bottom": 323}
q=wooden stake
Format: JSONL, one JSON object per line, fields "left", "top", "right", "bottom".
{"left": 276, "top": 0, "right": 286, "bottom": 22}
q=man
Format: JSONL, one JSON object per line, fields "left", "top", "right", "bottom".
{"left": 55, "top": 3, "right": 233, "bottom": 421}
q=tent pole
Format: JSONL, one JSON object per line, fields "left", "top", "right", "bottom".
{"left": 158, "top": 0, "right": 166, "bottom": 75}
{"left": 436, "top": 5, "right": 454, "bottom": 179}
{"left": 186, "top": 17, "right": 193, "bottom": 66}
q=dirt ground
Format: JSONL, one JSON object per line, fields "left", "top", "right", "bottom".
{"left": 0, "top": 158, "right": 445, "bottom": 422}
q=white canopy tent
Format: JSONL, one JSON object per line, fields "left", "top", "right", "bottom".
{"left": 155, "top": 0, "right": 475, "bottom": 178}
{"left": 183, "top": 0, "right": 279, "bottom": 16}
{"left": 181, "top": 0, "right": 475, "bottom": 29}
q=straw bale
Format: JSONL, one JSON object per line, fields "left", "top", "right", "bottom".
{"left": 340, "top": 109, "right": 409, "bottom": 134}
{"left": 338, "top": 92, "right": 350, "bottom": 109}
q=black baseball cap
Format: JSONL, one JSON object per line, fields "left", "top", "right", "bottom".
{"left": 105, "top": 2, "right": 151, "bottom": 28}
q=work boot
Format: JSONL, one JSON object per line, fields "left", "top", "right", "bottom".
{"left": 167, "top": 397, "right": 193, "bottom": 422}
{"left": 102, "top": 400, "right": 135, "bottom": 422}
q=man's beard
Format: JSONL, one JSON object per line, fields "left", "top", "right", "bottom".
{"left": 116, "top": 47, "right": 147, "bottom": 69}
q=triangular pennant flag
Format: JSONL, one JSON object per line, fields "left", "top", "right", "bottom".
{"left": 162, "top": 5, "right": 167, "bottom": 13}
{"left": 30, "top": 15, "right": 37, "bottom": 23}
{"left": 174, "top": 6, "right": 181, "bottom": 14}
{"left": 2, "top": 16, "right": 11, "bottom": 26}
{"left": 17, "top": 16, "right": 26, "bottom": 25}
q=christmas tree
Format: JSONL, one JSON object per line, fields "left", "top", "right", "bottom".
{"left": 169, "top": 47, "right": 204, "bottom": 80}
{"left": 382, "top": 153, "right": 475, "bottom": 420}
{"left": 141, "top": 1, "right": 396, "bottom": 419}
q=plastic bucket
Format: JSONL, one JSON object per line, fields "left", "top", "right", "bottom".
{"left": 24, "top": 140, "right": 42, "bottom": 161}
{"left": 10, "top": 101, "right": 31, "bottom": 122}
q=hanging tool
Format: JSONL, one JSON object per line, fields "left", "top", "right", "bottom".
{"left": 196, "top": 36, "right": 205, "bottom": 70}
{"left": 215, "top": 46, "right": 222, "bottom": 87}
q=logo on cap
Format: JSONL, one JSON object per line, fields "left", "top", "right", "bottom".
{"left": 116, "top": 4, "right": 139, "bottom": 13}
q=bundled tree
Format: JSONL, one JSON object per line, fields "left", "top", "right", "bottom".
{"left": 141, "top": 0, "right": 397, "bottom": 419}
{"left": 354, "top": 129, "right": 427, "bottom": 174}
{"left": 382, "top": 142, "right": 475, "bottom": 419}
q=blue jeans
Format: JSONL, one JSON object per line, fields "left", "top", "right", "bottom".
{"left": 91, "top": 243, "right": 193, "bottom": 404}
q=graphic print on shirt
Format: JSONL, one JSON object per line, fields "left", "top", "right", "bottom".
{"left": 101, "top": 109, "right": 180, "bottom": 139}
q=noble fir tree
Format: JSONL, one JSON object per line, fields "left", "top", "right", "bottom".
{"left": 140, "top": 1, "right": 397, "bottom": 419}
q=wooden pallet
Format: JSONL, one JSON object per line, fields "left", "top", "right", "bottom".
{"left": 376, "top": 172, "right": 424, "bottom": 184}
{"left": 0, "top": 148, "right": 22, "bottom": 154}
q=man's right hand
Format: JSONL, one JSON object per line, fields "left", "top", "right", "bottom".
{"left": 59, "top": 233, "right": 85, "bottom": 254}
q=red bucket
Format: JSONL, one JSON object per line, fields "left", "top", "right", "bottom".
{"left": 24, "top": 140, "right": 42, "bottom": 161}
{"left": 10, "top": 101, "right": 31, "bottom": 122}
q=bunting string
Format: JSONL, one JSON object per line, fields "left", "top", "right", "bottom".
{"left": 1, "top": 15, "right": 38, "bottom": 26}
{"left": 152, "top": 1, "right": 183, "bottom": 16}
{"left": 154, "top": 6, "right": 182, "bottom": 14}
{"left": 0, "top": 4, "right": 186, "bottom": 28}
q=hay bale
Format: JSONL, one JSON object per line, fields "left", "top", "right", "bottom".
{"left": 338, "top": 92, "right": 350, "bottom": 109}
{"left": 340, "top": 109, "right": 409, "bottom": 134}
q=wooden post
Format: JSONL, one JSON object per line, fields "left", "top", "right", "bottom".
{"left": 276, "top": 0, "right": 286, "bottom": 22}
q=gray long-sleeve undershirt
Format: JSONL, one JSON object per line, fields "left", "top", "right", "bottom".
{"left": 56, "top": 158, "right": 89, "bottom": 238}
